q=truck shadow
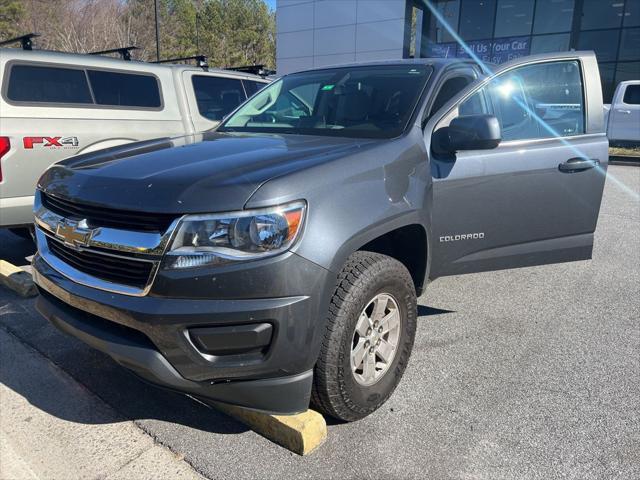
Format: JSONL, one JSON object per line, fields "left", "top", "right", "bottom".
{"left": 1, "top": 286, "right": 456, "bottom": 434}
{"left": 417, "top": 304, "right": 455, "bottom": 317}
{"left": 0, "top": 289, "right": 248, "bottom": 435}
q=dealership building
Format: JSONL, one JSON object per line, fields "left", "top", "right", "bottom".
{"left": 276, "top": 0, "right": 639, "bottom": 101}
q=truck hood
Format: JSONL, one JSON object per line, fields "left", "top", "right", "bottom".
{"left": 39, "top": 132, "right": 379, "bottom": 214}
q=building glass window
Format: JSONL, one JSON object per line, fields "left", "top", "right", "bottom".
{"left": 533, "top": 0, "right": 574, "bottom": 34}
{"left": 619, "top": 28, "right": 640, "bottom": 61}
{"left": 616, "top": 62, "right": 640, "bottom": 84}
{"left": 420, "top": 0, "right": 638, "bottom": 103}
{"left": 459, "top": 0, "right": 496, "bottom": 40}
{"left": 431, "top": 0, "right": 461, "bottom": 43}
{"left": 580, "top": 0, "right": 624, "bottom": 31}
{"left": 530, "top": 33, "right": 570, "bottom": 54}
{"left": 577, "top": 30, "right": 620, "bottom": 62}
{"left": 624, "top": 0, "right": 640, "bottom": 27}
{"left": 598, "top": 63, "right": 616, "bottom": 103}
{"left": 494, "top": 0, "right": 534, "bottom": 37}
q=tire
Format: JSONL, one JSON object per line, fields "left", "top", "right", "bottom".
{"left": 311, "top": 251, "right": 417, "bottom": 422}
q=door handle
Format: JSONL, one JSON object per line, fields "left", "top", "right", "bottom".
{"left": 616, "top": 109, "right": 631, "bottom": 114}
{"left": 558, "top": 157, "right": 599, "bottom": 173}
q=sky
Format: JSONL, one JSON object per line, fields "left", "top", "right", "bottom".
{"left": 263, "top": 0, "right": 276, "bottom": 11}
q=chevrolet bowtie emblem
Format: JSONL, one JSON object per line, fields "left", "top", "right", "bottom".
{"left": 55, "top": 220, "right": 93, "bottom": 248}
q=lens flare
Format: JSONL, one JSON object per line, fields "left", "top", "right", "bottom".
{"left": 422, "top": 0, "right": 639, "bottom": 202}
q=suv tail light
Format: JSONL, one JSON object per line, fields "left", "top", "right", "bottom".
{"left": 0, "top": 137, "right": 10, "bottom": 182}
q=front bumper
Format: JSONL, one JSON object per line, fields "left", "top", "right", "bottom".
{"left": 32, "top": 251, "right": 335, "bottom": 414}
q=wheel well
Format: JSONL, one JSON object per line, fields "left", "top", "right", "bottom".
{"left": 359, "top": 224, "right": 427, "bottom": 295}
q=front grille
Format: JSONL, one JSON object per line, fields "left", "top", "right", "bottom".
{"left": 41, "top": 192, "right": 176, "bottom": 233}
{"left": 47, "top": 237, "right": 154, "bottom": 289}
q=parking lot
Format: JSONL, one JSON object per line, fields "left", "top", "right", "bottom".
{"left": 0, "top": 164, "right": 638, "bottom": 480}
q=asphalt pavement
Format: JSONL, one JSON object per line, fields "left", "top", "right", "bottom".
{"left": 0, "top": 165, "right": 638, "bottom": 480}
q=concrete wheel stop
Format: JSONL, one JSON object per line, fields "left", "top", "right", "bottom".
{"left": 210, "top": 402, "right": 328, "bottom": 455}
{"left": 0, "top": 260, "right": 37, "bottom": 297}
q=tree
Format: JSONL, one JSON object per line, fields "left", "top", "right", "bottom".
{"left": 2, "top": 0, "right": 275, "bottom": 70}
{"left": 0, "top": 0, "right": 25, "bottom": 40}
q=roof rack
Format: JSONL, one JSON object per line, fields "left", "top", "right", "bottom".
{"left": 153, "top": 55, "right": 209, "bottom": 70}
{"left": 89, "top": 46, "right": 139, "bottom": 61}
{"left": 226, "top": 64, "right": 275, "bottom": 77}
{"left": 0, "top": 33, "right": 40, "bottom": 50}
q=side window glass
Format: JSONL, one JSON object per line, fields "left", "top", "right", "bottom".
{"left": 429, "top": 76, "right": 473, "bottom": 118}
{"left": 457, "top": 60, "right": 585, "bottom": 141}
{"left": 192, "top": 76, "right": 246, "bottom": 121}
{"left": 623, "top": 85, "right": 640, "bottom": 105}
{"left": 7, "top": 65, "right": 92, "bottom": 104}
{"left": 87, "top": 70, "right": 161, "bottom": 108}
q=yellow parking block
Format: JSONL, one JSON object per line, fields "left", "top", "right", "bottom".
{"left": 0, "top": 260, "right": 37, "bottom": 297}
{"left": 211, "top": 402, "right": 327, "bottom": 455}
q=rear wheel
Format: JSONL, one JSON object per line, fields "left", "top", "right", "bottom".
{"left": 311, "top": 251, "right": 417, "bottom": 421}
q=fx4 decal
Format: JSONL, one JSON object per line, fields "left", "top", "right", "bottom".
{"left": 23, "top": 136, "right": 79, "bottom": 149}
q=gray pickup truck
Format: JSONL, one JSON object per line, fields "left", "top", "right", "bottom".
{"left": 32, "top": 52, "right": 607, "bottom": 421}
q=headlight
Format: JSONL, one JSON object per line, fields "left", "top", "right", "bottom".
{"left": 164, "top": 201, "right": 306, "bottom": 269}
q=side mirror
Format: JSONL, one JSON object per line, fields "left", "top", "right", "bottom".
{"left": 432, "top": 114, "right": 501, "bottom": 155}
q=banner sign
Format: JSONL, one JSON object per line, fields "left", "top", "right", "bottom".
{"left": 427, "top": 36, "right": 531, "bottom": 64}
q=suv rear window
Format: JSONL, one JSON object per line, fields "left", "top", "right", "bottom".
{"left": 5, "top": 63, "right": 162, "bottom": 109}
{"left": 192, "top": 76, "right": 246, "bottom": 121}
{"left": 88, "top": 70, "right": 161, "bottom": 107}
{"left": 6, "top": 65, "right": 93, "bottom": 104}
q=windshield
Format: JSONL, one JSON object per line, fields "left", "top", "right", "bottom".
{"left": 218, "top": 64, "right": 432, "bottom": 139}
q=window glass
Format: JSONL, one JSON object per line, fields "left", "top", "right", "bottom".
{"left": 431, "top": 0, "right": 461, "bottom": 43}
{"left": 598, "top": 63, "right": 616, "bottom": 103}
{"left": 192, "top": 76, "right": 246, "bottom": 121}
{"left": 581, "top": 0, "right": 624, "bottom": 30}
{"left": 430, "top": 76, "right": 473, "bottom": 116}
{"left": 624, "top": 0, "right": 640, "bottom": 27}
{"left": 619, "top": 28, "right": 640, "bottom": 61}
{"left": 577, "top": 30, "right": 620, "bottom": 62}
{"left": 242, "top": 80, "right": 267, "bottom": 97}
{"left": 530, "top": 33, "right": 570, "bottom": 54}
{"left": 220, "top": 65, "right": 432, "bottom": 139}
{"left": 623, "top": 84, "right": 640, "bottom": 105}
{"left": 87, "top": 70, "right": 161, "bottom": 108}
{"left": 533, "top": 0, "right": 574, "bottom": 34}
{"left": 7, "top": 65, "right": 92, "bottom": 104}
{"left": 494, "top": 0, "right": 534, "bottom": 37}
{"left": 457, "top": 60, "right": 584, "bottom": 141}
{"left": 459, "top": 0, "right": 496, "bottom": 40}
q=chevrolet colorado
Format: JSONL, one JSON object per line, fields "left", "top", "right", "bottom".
{"left": 32, "top": 52, "right": 607, "bottom": 421}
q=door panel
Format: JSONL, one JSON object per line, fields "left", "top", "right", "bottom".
{"left": 426, "top": 52, "right": 608, "bottom": 278}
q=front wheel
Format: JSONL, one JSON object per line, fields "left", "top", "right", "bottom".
{"left": 311, "top": 251, "right": 417, "bottom": 422}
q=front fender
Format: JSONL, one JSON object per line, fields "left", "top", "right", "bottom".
{"left": 246, "top": 128, "right": 434, "bottom": 281}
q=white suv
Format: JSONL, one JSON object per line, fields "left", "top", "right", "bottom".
{"left": 0, "top": 47, "right": 269, "bottom": 231}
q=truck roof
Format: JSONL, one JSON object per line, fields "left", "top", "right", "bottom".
{"left": 292, "top": 57, "right": 483, "bottom": 75}
{"left": 0, "top": 47, "right": 269, "bottom": 81}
